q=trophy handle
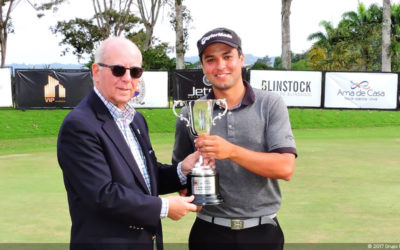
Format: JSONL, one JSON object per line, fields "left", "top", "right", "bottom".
{"left": 212, "top": 99, "right": 228, "bottom": 125}
{"left": 172, "top": 100, "right": 191, "bottom": 128}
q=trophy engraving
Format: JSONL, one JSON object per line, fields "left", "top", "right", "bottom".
{"left": 173, "top": 99, "right": 227, "bottom": 205}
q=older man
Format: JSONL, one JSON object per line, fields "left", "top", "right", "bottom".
{"left": 57, "top": 37, "right": 199, "bottom": 250}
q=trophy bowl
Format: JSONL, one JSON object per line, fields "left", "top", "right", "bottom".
{"left": 173, "top": 99, "right": 227, "bottom": 205}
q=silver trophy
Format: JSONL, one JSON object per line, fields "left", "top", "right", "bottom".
{"left": 173, "top": 99, "right": 228, "bottom": 205}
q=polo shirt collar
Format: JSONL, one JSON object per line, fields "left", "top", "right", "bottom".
{"left": 206, "top": 80, "right": 255, "bottom": 107}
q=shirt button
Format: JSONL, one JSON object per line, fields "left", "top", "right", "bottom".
{"left": 228, "top": 112, "right": 232, "bottom": 115}
{"left": 228, "top": 125, "right": 232, "bottom": 129}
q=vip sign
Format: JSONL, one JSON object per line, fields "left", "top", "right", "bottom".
{"left": 44, "top": 76, "right": 66, "bottom": 103}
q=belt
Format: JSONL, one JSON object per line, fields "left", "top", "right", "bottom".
{"left": 197, "top": 213, "right": 277, "bottom": 230}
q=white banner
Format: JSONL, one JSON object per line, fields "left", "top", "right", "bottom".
{"left": 324, "top": 72, "right": 398, "bottom": 109}
{"left": 250, "top": 70, "right": 322, "bottom": 107}
{"left": 129, "top": 71, "right": 169, "bottom": 108}
{"left": 0, "top": 68, "right": 12, "bottom": 107}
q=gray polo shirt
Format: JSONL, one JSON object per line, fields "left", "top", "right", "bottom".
{"left": 172, "top": 80, "right": 297, "bottom": 218}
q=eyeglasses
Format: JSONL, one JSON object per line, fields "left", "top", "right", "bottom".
{"left": 98, "top": 63, "right": 144, "bottom": 79}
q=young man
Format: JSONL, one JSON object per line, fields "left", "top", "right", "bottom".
{"left": 57, "top": 37, "right": 200, "bottom": 250}
{"left": 172, "top": 27, "right": 297, "bottom": 250}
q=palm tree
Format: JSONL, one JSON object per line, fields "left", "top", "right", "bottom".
{"left": 281, "top": 0, "right": 291, "bottom": 69}
{"left": 307, "top": 21, "right": 360, "bottom": 70}
{"left": 174, "top": 0, "right": 185, "bottom": 69}
{"left": 308, "top": 3, "right": 383, "bottom": 71}
{"left": 382, "top": 0, "right": 391, "bottom": 72}
{"left": 308, "top": 2, "right": 400, "bottom": 72}
{"left": 340, "top": 3, "right": 382, "bottom": 71}
{"left": 389, "top": 3, "right": 400, "bottom": 71}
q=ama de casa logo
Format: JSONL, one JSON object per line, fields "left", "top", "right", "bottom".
{"left": 337, "top": 80, "right": 385, "bottom": 99}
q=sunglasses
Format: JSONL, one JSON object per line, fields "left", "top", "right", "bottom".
{"left": 98, "top": 63, "right": 144, "bottom": 79}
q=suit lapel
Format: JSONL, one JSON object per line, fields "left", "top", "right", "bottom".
{"left": 89, "top": 91, "right": 151, "bottom": 195}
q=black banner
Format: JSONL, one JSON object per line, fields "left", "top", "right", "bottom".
{"left": 173, "top": 68, "right": 247, "bottom": 101}
{"left": 173, "top": 69, "right": 212, "bottom": 101}
{"left": 15, "top": 69, "right": 93, "bottom": 109}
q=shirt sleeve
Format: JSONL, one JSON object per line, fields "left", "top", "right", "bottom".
{"left": 160, "top": 197, "right": 169, "bottom": 219}
{"left": 266, "top": 93, "right": 297, "bottom": 156}
{"left": 177, "top": 161, "right": 187, "bottom": 185}
{"left": 160, "top": 163, "right": 187, "bottom": 219}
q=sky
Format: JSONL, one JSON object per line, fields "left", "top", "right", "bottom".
{"left": 5, "top": 0, "right": 396, "bottom": 65}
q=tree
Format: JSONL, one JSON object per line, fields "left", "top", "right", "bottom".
{"left": 255, "top": 55, "right": 272, "bottom": 67}
{"left": 37, "top": 0, "right": 142, "bottom": 62}
{"left": 167, "top": 0, "right": 192, "bottom": 69}
{"left": 307, "top": 3, "right": 383, "bottom": 71}
{"left": 51, "top": 11, "right": 142, "bottom": 63}
{"left": 33, "top": 0, "right": 67, "bottom": 17}
{"left": 281, "top": 0, "right": 291, "bottom": 69}
{"left": 274, "top": 52, "right": 311, "bottom": 70}
{"left": 39, "top": 0, "right": 172, "bottom": 69}
{"left": 389, "top": 4, "right": 400, "bottom": 71}
{"left": 251, "top": 62, "right": 270, "bottom": 70}
{"left": 0, "top": 0, "right": 20, "bottom": 67}
{"left": 382, "top": 0, "right": 391, "bottom": 72}
{"left": 307, "top": 20, "right": 362, "bottom": 71}
{"left": 273, "top": 56, "right": 282, "bottom": 68}
{"left": 39, "top": 0, "right": 166, "bottom": 53}
{"left": 92, "top": 0, "right": 135, "bottom": 39}
{"left": 142, "top": 42, "right": 175, "bottom": 70}
{"left": 174, "top": 0, "right": 184, "bottom": 69}
{"left": 340, "top": 3, "right": 382, "bottom": 71}
{"left": 136, "top": 0, "right": 164, "bottom": 51}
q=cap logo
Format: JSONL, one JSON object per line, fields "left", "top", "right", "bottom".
{"left": 201, "top": 32, "right": 233, "bottom": 45}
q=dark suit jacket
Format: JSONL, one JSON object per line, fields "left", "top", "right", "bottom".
{"left": 57, "top": 90, "right": 184, "bottom": 250}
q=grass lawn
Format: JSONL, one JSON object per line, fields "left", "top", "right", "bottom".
{"left": 280, "top": 127, "right": 400, "bottom": 243}
{"left": 0, "top": 126, "right": 399, "bottom": 243}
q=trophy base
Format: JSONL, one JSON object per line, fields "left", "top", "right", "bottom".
{"left": 193, "top": 194, "right": 223, "bottom": 206}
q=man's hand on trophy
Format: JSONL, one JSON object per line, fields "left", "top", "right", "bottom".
{"left": 177, "top": 189, "right": 202, "bottom": 211}
{"left": 201, "top": 156, "right": 216, "bottom": 169}
{"left": 178, "top": 188, "right": 188, "bottom": 196}
{"left": 195, "top": 134, "right": 234, "bottom": 160}
{"left": 167, "top": 196, "right": 201, "bottom": 220}
{"left": 181, "top": 151, "right": 201, "bottom": 175}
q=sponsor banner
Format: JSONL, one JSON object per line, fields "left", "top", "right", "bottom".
{"left": 129, "top": 71, "right": 169, "bottom": 108}
{"left": 172, "top": 68, "right": 247, "bottom": 101}
{"left": 0, "top": 68, "right": 12, "bottom": 107}
{"left": 15, "top": 69, "right": 93, "bottom": 109}
{"left": 173, "top": 69, "right": 213, "bottom": 101}
{"left": 324, "top": 72, "right": 398, "bottom": 109}
{"left": 249, "top": 70, "right": 322, "bottom": 107}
